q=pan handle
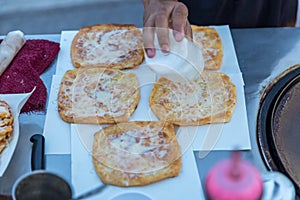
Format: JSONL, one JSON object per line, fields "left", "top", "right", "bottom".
{"left": 30, "top": 134, "right": 45, "bottom": 171}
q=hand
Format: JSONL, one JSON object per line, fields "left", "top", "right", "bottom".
{"left": 142, "top": 0, "right": 192, "bottom": 58}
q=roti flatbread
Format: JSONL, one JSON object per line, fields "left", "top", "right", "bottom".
{"left": 92, "top": 121, "right": 182, "bottom": 186}
{"left": 71, "top": 24, "right": 144, "bottom": 69}
{"left": 58, "top": 68, "right": 140, "bottom": 124}
{"left": 149, "top": 71, "right": 236, "bottom": 126}
{"left": 192, "top": 25, "right": 223, "bottom": 70}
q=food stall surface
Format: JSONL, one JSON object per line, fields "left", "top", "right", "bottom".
{"left": 0, "top": 27, "right": 298, "bottom": 199}
{"left": 1, "top": 2, "right": 300, "bottom": 198}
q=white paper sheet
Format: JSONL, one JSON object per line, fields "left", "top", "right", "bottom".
{"left": 56, "top": 25, "right": 241, "bottom": 75}
{"left": 46, "top": 25, "right": 249, "bottom": 154}
{"left": 190, "top": 73, "right": 251, "bottom": 152}
{"left": 215, "top": 26, "right": 242, "bottom": 75}
{"left": 43, "top": 25, "right": 251, "bottom": 199}
{"left": 43, "top": 75, "right": 70, "bottom": 154}
{"left": 71, "top": 125, "right": 205, "bottom": 199}
{"left": 68, "top": 73, "right": 249, "bottom": 199}
{"left": 0, "top": 89, "right": 34, "bottom": 176}
{"left": 55, "top": 31, "right": 77, "bottom": 75}
{"left": 45, "top": 71, "right": 250, "bottom": 155}
{"left": 44, "top": 65, "right": 157, "bottom": 155}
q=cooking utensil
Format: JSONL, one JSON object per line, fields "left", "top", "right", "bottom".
{"left": 30, "top": 134, "right": 45, "bottom": 170}
{"left": 73, "top": 185, "right": 107, "bottom": 200}
{"left": 12, "top": 134, "right": 72, "bottom": 200}
{"left": 12, "top": 134, "right": 107, "bottom": 200}
{"left": 257, "top": 64, "right": 300, "bottom": 197}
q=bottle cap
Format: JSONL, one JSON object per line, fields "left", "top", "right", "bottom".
{"left": 205, "top": 151, "right": 263, "bottom": 200}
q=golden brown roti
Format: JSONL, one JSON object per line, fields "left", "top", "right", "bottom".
{"left": 192, "top": 25, "right": 223, "bottom": 70}
{"left": 149, "top": 72, "right": 236, "bottom": 126}
{"left": 58, "top": 68, "right": 140, "bottom": 124}
{"left": 71, "top": 24, "right": 144, "bottom": 69}
{"left": 92, "top": 121, "right": 182, "bottom": 187}
{"left": 0, "top": 100, "right": 13, "bottom": 154}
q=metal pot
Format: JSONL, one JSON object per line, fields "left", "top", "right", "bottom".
{"left": 11, "top": 134, "right": 72, "bottom": 200}
{"left": 12, "top": 170, "right": 72, "bottom": 200}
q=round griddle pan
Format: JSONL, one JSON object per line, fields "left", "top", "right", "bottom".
{"left": 257, "top": 64, "right": 300, "bottom": 196}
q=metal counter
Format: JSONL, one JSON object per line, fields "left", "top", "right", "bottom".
{"left": 1, "top": 27, "right": 300, "bottom": 197}
{"left": 197, "top": 27, "right": 300, "bottom": 190}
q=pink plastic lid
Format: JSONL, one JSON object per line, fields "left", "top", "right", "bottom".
{"left": 205, "top": 151, "right": 263, "bottom": 200}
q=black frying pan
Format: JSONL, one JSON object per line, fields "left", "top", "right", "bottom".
{"left": 257, "top": 64, "right": 300, "bottom": 197}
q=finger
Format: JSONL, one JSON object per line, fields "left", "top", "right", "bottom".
{"left": 185, "top": 21, "right": 193, "bottom": 41}
{"left": 172, "top": 3, "right": 189, "bottom": 41}
{"left": 155, "top": 12, "right": 170, "bottom": 53}
{"left": 143, "top": 21, "right": 156, "bottom": 58}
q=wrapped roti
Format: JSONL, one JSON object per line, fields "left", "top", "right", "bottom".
{"left": 0, "top": 30, "right": 26, "bottom": 76}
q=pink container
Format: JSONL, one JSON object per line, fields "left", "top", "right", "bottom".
{"left": 205, "top": 152, "right": 263, "bottom": 200}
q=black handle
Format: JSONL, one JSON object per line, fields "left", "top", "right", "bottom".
{"left": 30, "top": 134, "right": 45, "bottom": 171}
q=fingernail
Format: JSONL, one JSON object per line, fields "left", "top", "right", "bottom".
{"left": 146, "top": 48, "right": 155, "bottom": 58}
{"left": 161, "top": 44, "right": 170, "bottom": 53}
{"left": 175, "top": 32, "right": 184, "bottom": 41}
{"left": 146, "top": 48, "right": 152, "bottom": 54}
